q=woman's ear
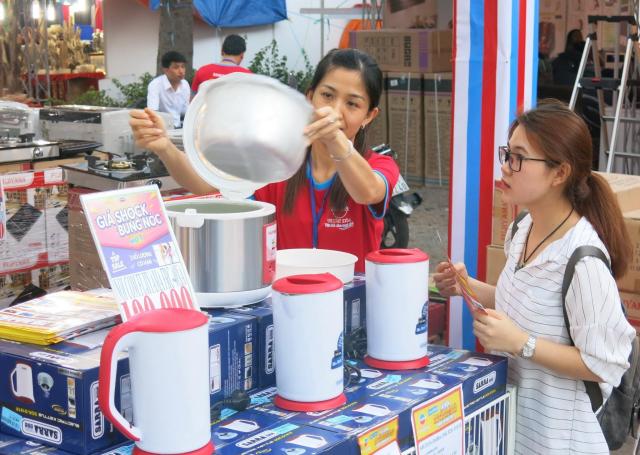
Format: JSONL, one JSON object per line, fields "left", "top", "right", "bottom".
{"left": 553, "top": 162, "right": 572, "bottom": 187}
{"left": 362, "top": 107, "right": 380, "bottom": 129}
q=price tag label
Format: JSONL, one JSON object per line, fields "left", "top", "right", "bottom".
{"left": 411, "top": 385, "right": 464, "bottom": 455}
{"left": 357, "top": 416, "right": 400, "bottom": 455}
{"left": 81, "top": 186, "right": 198, "bottom": 320}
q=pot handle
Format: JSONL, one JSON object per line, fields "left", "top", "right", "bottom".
{"left": 176, "top": 208, "right": 205, "bottom": 229}
{"left": 98, "top": 323, "right": 142, "bottom": 441}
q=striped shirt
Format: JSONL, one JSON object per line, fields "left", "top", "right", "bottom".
{"left": 496, "top": 215, "right": 635, "bottom": 454}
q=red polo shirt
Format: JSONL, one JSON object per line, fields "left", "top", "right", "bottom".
{"left": 191, "top": 63, "right": 253, "bottom": 93}
{"left": 254, "top": 151, "right": 399, "bottom": 272}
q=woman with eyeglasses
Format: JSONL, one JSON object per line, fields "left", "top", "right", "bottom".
{"left": 434, "top": 100, "right": 634, "bottom": 454}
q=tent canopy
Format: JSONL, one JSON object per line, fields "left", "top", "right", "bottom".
{"left": 144, "top": 0, "right": 287, "bottom": 28}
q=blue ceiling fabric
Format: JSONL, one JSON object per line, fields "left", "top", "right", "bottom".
{"left": 148, "top": 0, "right": 287, "bottom": 28}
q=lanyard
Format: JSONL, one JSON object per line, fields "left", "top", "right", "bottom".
{"left": 307, "top": 158, "right": 336, "bottom": 248}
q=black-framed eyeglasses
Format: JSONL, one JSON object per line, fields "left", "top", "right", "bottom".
{"left": 498, "top": 146, "right": 559, "bottom": 172}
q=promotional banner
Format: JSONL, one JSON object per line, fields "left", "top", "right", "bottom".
{"left": 81, "top": 186, "right": 198, "bottom": 320}
{"left": 0, "top": 178, "right": 5, "bottom": 241}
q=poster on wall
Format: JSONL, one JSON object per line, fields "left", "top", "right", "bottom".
{"left": 540, "top": 0, "right": 566, "bottom": 58}
{"left": 80, "top": 186, "right": 198, "bottom": 320}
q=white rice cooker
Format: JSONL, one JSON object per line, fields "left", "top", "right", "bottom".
{"left": 172, "top": 73, "right": 313, "bottom": 307}
{"left": 364, "top": 248, "right": 430, "bottom": 370}
{"left": 271, "top": 273, "right": 346, "bottom": 412}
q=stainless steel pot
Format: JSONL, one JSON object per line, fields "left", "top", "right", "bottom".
{"left": 165, "top": 198, "right": 276, "bottom": 307}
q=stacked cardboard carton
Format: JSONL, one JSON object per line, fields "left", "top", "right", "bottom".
{"left": 387, "top": 72, "right": 424, "bottom": 183}
{"left": 349, "top": 29, "right": 451, "bottom": 73}
{"left": 0, "top": 170, "right": 71, "bottom": 307}
{"left": 423, "top": 73, "right": 451, "bottom": 185}
{"left": 365, "top": 73, "right": 388, "bottom": 148}
{"left": 350, "top": 29, "right": 452, "bottom": 187}
{"left": 486, "top": 174, "right": 640, "bottom": 314}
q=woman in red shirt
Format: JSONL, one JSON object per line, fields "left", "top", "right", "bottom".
{"left": 130, "top": 49, "right": 399, "bottom": 272}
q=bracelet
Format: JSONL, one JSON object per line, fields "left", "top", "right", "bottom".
{"left": 330, "top": 143, "right": 355, "bottom": 162}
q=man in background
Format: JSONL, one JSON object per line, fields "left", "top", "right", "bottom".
{"left": 191, "top": 34, "right": 252, "bottom": 95}
{"left": 147, "top": 51, "right": 190, "bottom": 128}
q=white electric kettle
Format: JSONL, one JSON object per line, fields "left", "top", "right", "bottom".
{"left": 98, "top": 308, "right": 213, "bottom": 455}
{"left": 271, "top": 273, "right": 346, "bottom": 412}
{"left": 365, "top": 248, "right": 430, "bottom": 370}
{"left": 10, "top": 362, "right": 35, "bottom": 404}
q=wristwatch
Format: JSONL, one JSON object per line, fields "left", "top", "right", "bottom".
{"left": 520, "top": 335, "right": 537, "bottom": 359}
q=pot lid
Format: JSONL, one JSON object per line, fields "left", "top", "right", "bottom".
{"left": 272, "top": 273, "right": 343, "bottom": 295}
{"left": 183, "top": 73, "right": 313, "bottom": 200}
{"left": 366, "top": 248, "right": 429, "bottom": 264}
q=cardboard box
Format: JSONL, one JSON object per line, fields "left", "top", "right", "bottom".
{"left": 596, "top": 172, "right": 640, "bottom": 213}
{"left": 229, "top": 302, "right": 275, "bottom": 390}
{"left": 423, "top": 73, "right": 451, "bottom": 185}
{"left": 486, "top": 244, "right": 506, "bottom": 286}
{"left": 0, "top": 331, "right": 130, "bottom": 454}
{"left": 1, "top": 172, "right": 50, "bottom": 273}
{"left": 387, "top": 72, "right": 424, "bottom": 183}
{"left": 366, "top": 74, "right": 388, "bottom": 149}
{"left": 205, "top": 311, "right": 259, "bottom": 405}
{"left": 619, "top": 209, "right": 640, "bottom": 293}
{"left": 621, "top": 291, "right": 640, "bottom": 321}
{"left": 0, "top": 262, "right": 70, "bottom": 308}
{"left": 384, "top": 0, "right": 438, "bottom": 29}
{"left": 492, "top": 181, "right": 518, "bottom": 247}
{"left": 0, "top": 433, "right": 130, "bottom": 454}
{"left": 247, "top": 345, "right": 507, "bottom": 452}
{"left": 349, "top": 29, "right": 452, "bottom": 73}
{"left": 0, "top": 163, "right": 31, "bottom": 174}
{"left": 344, "top": 274, "right": 366, "bottom": 336}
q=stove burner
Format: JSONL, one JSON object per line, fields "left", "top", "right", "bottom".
{"left": 85, "top": 155, "right": 143, "bottom": 173}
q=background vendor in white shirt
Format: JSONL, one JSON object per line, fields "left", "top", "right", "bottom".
{"left": 146, "top": 51, "right": 190, "bottom": 128}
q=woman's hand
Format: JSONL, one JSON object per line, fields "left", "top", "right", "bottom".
{"left": 303, "top": 106, "right": 350, "bottom": 153}
{"left": 129, "top": 108, "right": 172, "bottom": 157}
{"left": 433, "top": 261, "right": 467, "bottom": 297}
{"left": 473, "top": 309, "right": 528, "bottom": 355}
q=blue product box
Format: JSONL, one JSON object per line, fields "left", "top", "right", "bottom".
{"left": 216, "top": 422, "right": 351, "bottom": 454}
{"left": 0, "top": 433, "right": 132, "bottom": 454}
{"left": 344, "top": 274, "right": 366, "bottom": 335}
{"left": 206, "top": 311, "right": 258, "bottom": 405}
{"left": 0, "top": 330, "right": 130, "bottom": 454}
{"left": 228, "top": 301, "right": 275, "bottom": 389}
{"left": 426, "top": 345, "right": 508, "bottom": 414}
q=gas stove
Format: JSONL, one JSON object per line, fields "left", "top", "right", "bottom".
{"left": 61, "top": 154, "right": 181, "bottom": 191}
{"left": 0, "top": 136, "right": 60, "bottom": 163}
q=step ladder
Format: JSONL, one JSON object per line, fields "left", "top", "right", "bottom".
{"left": 569, "top": 11, "right": 640, "bottom": 174}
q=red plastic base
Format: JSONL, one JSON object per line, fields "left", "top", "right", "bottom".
{"left": 133, "top": 441, "right": 214, "bottom": 455}
{"left": 274, "top": 392, "right": 347, "bottom": 412}
{"left": 364, "top": 355, "right": 430, "bottom": 370}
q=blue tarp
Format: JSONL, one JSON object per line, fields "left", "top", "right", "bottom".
{"left": 149, "top": 0, "right": 287, "bottom": 28}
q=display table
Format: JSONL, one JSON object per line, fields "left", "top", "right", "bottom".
{"left": 24, "top": 72, "right": 105, "bottom": 101}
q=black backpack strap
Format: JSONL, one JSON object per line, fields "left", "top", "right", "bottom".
{"left": 510, "top": 210, "right": 529, "bottom": 241}
{"left": 561, "top": 245, "right": 611, "bottom": 413}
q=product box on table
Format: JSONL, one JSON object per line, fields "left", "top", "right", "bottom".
{"left": 0, "top": 330, "right": 131, "bottom": 454}
{"left": 247, "top": 345, "right": 507, "bottom": 452}
{"left": 344, "top": 274, "right": 366, "bottom": 336}
{"left": 205, "top": 310, "right": 259, "bottom": 405}
{"left": 228, "top": 301, "right": 275, "bottom": 389}
{"left": 426, "top": 344, "right": 508, "bottom": 414}
{"left": 247, "top": 384, "right": 411, "bottom": 452}
{"left": 0, "top": 433, "right": 132, "bottom": 454}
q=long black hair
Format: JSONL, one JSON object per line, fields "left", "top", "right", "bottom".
{"left": 283, "top": 48, "right": 383, "bottom": 213}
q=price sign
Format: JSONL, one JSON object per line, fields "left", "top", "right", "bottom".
{"left": 411, "top": 384, "right": 464, "bottom": 455}
{"left": 81, "top": 186, "right": 199, "bottom": 320}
